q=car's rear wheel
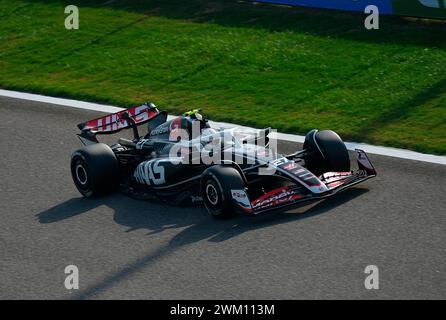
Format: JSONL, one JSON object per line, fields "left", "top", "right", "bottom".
{"left": 303, "top": 130, "right": 351, "bottom": 176}
{"left": 71, "top": 143, "right": 120, "bottom": 197}
{"left": 201, "top": 165, "right": 246, "bottom": 219}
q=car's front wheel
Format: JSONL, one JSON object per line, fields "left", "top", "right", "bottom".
{"left": 303, "top": 129, "right": 351, "bottom": 176}
{"left": 201, "top": 165, "right": 246, "bottom": 219}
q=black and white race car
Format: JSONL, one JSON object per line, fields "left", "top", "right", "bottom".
{"left": 71, "top": 103, "right": 376, "bottom": 218}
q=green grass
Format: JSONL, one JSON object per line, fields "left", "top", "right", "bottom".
{"left": 0, "top": 0, "right": 445, "bottom": 154}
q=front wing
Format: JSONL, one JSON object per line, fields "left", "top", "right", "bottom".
{"left": 232, "top": 149, "right": 376, "bottom": 215}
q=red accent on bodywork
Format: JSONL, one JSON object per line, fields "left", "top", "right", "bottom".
{"left": 278, "top": 162, "right": 322, "bottom": 188}
{"left": 322, "top": 171, "right": 364, "bottom": 190}
{"left": 80, "top": 105, "right": 159, "bottom": 134}
{"left": 326, "top": 181, "right": 345, "bottom": 188}
{"left": 251, "top": 186, "right": 303, "bottom": 211}
{"left": 237, "top": 204, "right": 254, "bottom": 214}
{"left": 169, "top": 118, "right": 183, "bottom": 141}
{"left": 282, "top": 162, "right": 298, "bottom": 171}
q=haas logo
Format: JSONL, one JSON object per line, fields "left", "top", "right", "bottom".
{"left": 134, "top": 160, "right": 166, "bottom": 186}
{"left": 419, "top": 0, "right": 446, "bottom": 8}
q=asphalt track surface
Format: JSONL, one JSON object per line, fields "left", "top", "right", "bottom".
{"left": 0, "top": 96, "right": 445, "bottom": 300}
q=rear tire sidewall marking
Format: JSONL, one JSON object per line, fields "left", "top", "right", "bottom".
{"left": 75, "top": 163, "right": 88, "bottom": 186}
{"left": 71, "top": 155, "right": 93, "bottom": 197}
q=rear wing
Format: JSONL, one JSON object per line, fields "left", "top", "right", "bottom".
{"left": 77, "top": 103, "right": 162, "bottom": 144}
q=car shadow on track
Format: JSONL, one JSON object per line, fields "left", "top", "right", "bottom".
{"left": 200, "top": 187, "right": 370, "bottom": 244}
{"left": 36, "top": 187, "right": 368, "bottom": 299}
{"left": 37, "top": 187, "right": 369, "bottom": 245}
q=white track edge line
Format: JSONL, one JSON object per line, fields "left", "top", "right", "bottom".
{"left": 1, "top": 89, "right": 445, "bottom": 165}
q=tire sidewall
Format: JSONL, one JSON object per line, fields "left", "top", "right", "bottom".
{"left": 201, "top": 166, "right": 245, "bottom": 218}
{"left": 71, "top": 153, "right": 94, "bottom": 197}
{"left": 202, "top": 173, "right": 226, "bottom": 217}
{"left": 70, "top": 144, "right": 119, "bottom": 197}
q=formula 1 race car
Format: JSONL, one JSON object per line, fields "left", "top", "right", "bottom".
{"left": 71, "top": 103, "right": 376, "bottom": 218}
